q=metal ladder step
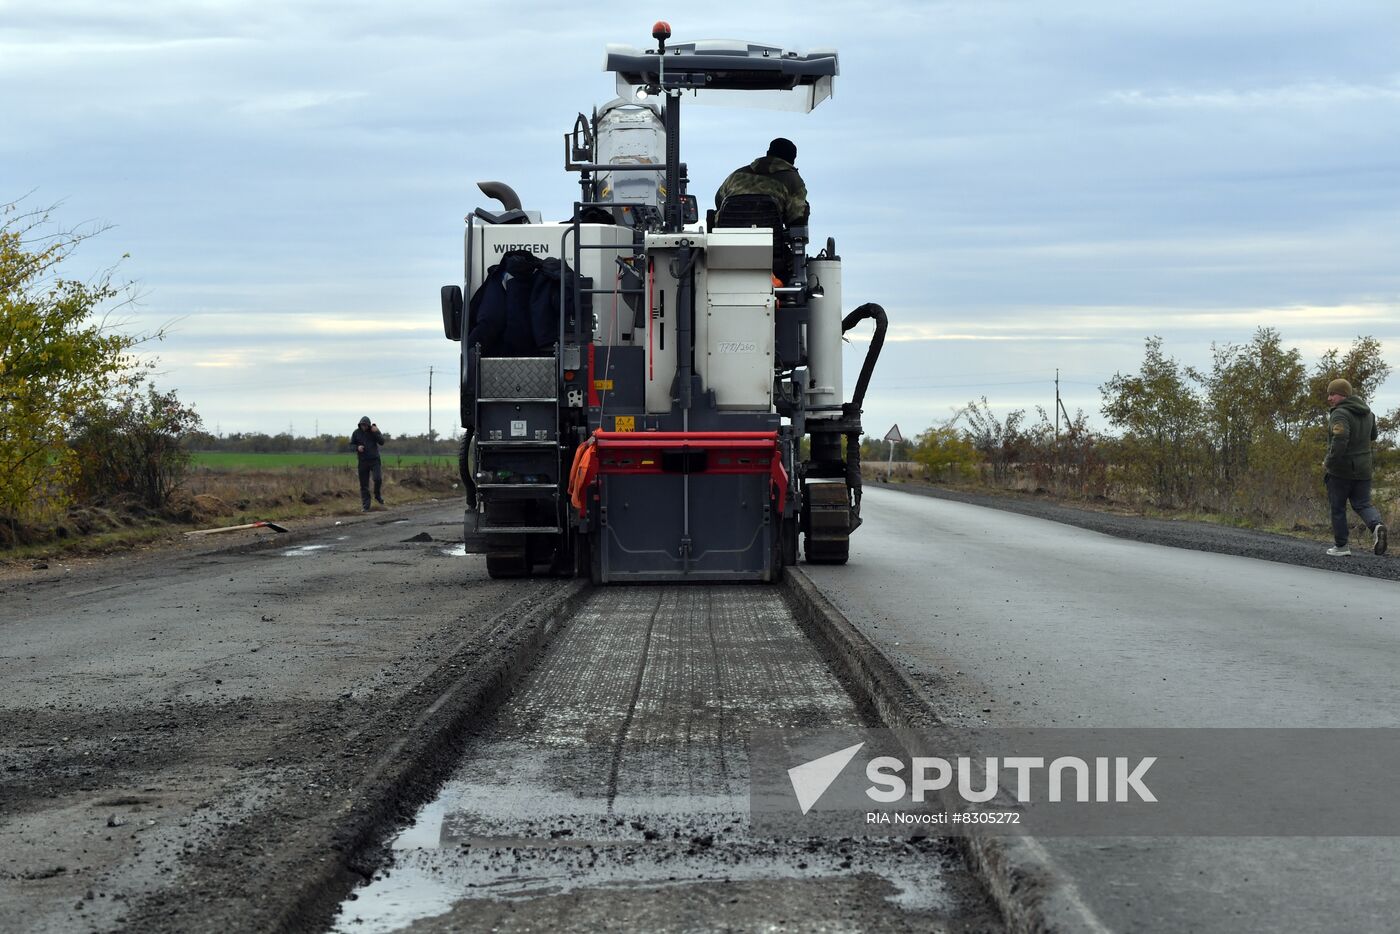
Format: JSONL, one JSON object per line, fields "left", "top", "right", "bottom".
{"left": 478, "top": 397, "right": 559, "bottom": 403}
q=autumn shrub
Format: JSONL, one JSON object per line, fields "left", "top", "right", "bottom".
{"left": 1, "top": 203, "right": 143, "bottom": 528}
{"left": 70, "top": 383, "right": 202, "bottom": 510}
{"left": 913, "top": 425, "right": 980, "bottom": 481}
{"left": 910, "top": 328, "right": 1394, "bottom": 529}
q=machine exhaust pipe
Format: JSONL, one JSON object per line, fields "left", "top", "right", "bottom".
{"left": 477, "top": 180, "right": 523, "bottom": 212}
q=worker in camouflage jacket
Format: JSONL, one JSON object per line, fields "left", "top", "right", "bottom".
{"left": 714, "top": 137, "right": 809, "bottom": 225}
{"left": 1322, "top": 378, "right": 1387, "bottom": 556}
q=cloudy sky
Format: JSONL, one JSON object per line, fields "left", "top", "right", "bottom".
{"left": 4, "top": 0, "right": 1398, "bottom": 440}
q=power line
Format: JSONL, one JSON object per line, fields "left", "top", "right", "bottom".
{"left": 882, "top": 378, "right": 1104, "bottom": 392}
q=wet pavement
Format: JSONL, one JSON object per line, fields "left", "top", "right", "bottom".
{"left": 330, "top": 586, "right": 1002, "bottom": 933}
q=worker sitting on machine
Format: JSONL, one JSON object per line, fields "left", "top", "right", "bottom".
{"left": 714, "top": 137, "right": 808, "bottom": 281}
{"left": 715, "top": 137, "right": 808, "bottom": 224}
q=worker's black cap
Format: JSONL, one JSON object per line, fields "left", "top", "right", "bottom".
{"left": 767, "top": 137, "right": 797, "bottom": 164}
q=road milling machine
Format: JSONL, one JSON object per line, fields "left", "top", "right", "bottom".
{"left": 440, "top": 24, "right": 886, "bottom": 583}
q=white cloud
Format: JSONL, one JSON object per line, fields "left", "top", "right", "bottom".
{"left": 191, "top": 352, "right": 249, "bottom": 369}
{"left": 863, "top": 304, "right": 1399, "bottom": 345}
{"left": 304, "top": 318, "right": 438, "bottom": 335}
{"left": 232, "top": 90, "right": 368, "bottom": 116}
{"left": 1104, "top": 79, "right": 1400, "bottom": 109}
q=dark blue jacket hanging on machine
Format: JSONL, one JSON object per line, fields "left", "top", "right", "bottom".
{"left": 466, "top": 251, "right": 590, "bottom": 356}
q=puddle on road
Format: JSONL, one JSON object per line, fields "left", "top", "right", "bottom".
{"left": 331, "top": 748, "right": 956, "bottom": 933}
{"left": 334, "top": 840, "right": 951, "bottom": 933}
{"left": 437, "top": 543, "right": 483, "bottom": 558}
{"left": 280, "top": 544, "right": 330, "bottom": 557}
{"left": 328, "top": 587, "right": 964, "bottom": 933}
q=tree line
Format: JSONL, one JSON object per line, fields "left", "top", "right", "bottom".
{"left": 908, "top": 329, "right": 1397, "bottom": 525}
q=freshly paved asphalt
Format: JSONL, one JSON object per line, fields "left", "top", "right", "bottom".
{"left": 805, "top": 486, "right": 1400, "bottom": 933}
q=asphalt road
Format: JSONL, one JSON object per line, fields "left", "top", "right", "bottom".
{"left": 804, "top": 486, "right": 1400, "bottom": 933}
{"left": 0, "top": 504, "right": 1003, "bottom": 933}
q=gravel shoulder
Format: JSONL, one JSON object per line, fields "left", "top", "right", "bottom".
{"left": 0, "top": 501, "right": 573, "bottom": 933}
{"left": 878, "top": 480, "right": 1400, "bottom": 581}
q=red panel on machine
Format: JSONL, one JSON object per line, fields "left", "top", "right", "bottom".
{"left": 568, "top": 431, "right": 788, "bottom": 515}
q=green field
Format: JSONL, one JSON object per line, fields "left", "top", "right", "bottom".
{"left": 191, "top": 452, "right": 455, "bottom": 470}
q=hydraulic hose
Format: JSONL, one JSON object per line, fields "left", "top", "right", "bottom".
{"left": 839, "top": 302, "right": 887, "bottom": 532}
{"left": 841, "top": 302, "right": 887, "bottom": 413}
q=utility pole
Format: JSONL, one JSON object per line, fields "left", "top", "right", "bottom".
{"left": 428, "top": 365, "right": 434, "bottom": 452}
{"left": 1053, "top": 369, "right": 1073, "bottom": 480}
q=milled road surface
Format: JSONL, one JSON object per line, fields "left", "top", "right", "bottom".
{"left": 805, "top": 486, "right": 1400, "bottom": 933}
{"left": 330, "top": 586, "right": 999, "bottom": 933}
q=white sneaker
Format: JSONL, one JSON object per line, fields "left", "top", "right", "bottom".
{"left": 1326, "top": 546, "right": 1352, "bottom": 557}
{"left": 1375, "top": 524, "right": 1388, "bottom": 556}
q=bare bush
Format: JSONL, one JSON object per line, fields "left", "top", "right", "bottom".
{"left": 71, "top": 383, "right": 202, "bottom": 510}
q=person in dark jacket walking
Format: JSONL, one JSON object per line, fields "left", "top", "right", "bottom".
{"left": 351, "top": 416, "right": 386, "bottom": 511}
{"left": 1322, "top": 379, "right": 1386, "bottom": 556}
{"left": 714, "top": 137, "right": 809, "bottom": 225}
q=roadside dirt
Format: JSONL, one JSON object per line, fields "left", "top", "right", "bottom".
{"left": 0, "top": 502, "right": 572, "bottom": 933}
{"left": 1, "top": 469, "right": 458, "bottom": 569}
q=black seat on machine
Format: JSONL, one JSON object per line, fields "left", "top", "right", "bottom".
{"left": 715, "top": 194, "right": 792, "bottom": 281}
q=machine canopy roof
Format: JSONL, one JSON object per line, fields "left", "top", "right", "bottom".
{"left": 604, "top": 40, "right": 838, "bottom": 113}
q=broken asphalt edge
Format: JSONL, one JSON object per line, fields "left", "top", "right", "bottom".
{"left": 781, "top": 568, "right": 1113, "bottom": 934}
{"left": 276, "top": 578, "right": 590, "bottom": 932}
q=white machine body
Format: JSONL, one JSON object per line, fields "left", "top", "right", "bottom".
{"left": 642, "top": 229, "right": 775, "bottom": 413}
{"left": 468, "top": 220, "right": 847, "bottom": 420}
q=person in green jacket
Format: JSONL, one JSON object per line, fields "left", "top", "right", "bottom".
{"left": 1323, "top": 379, "right": 1387, "bottom": 556}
